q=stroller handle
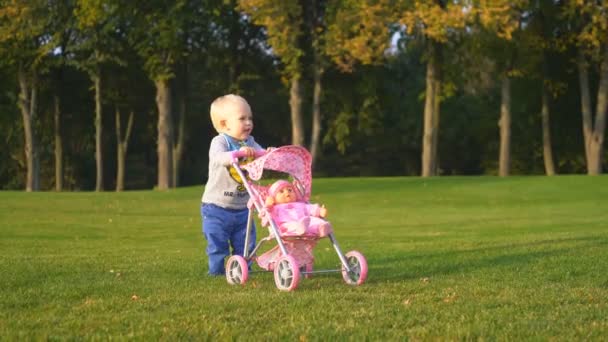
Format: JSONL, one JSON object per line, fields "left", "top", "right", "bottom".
{"left": 231, "top": 149, "right": 267, "bottom": 160}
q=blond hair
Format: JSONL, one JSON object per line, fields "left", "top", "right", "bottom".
{"left": 209, "top": 94, "right": 251, "bottom": 133}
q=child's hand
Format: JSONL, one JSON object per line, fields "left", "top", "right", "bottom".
{"left": 319, "top": 205, "right": 327, "bottom": 218}
{"left": 265, "top": 196, "right": 275, "bottom": 207}
{"left": 239, "top": 146, "right": 255, "bottom": 158}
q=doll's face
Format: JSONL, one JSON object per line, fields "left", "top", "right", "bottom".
{"left": 274, "top": 185, "right": 297, "bottom": 204}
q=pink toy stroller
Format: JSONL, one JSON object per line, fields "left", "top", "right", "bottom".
{"left": 225, "top": 145, "right": 368, "bottom": 291}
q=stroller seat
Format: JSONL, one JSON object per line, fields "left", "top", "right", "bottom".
{"left": 252, "top": 182, "right": 326, "bottom": 271}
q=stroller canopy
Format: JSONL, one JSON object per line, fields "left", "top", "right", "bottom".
{"left": 242, "top": 145, "right": 312, "bottom": 200}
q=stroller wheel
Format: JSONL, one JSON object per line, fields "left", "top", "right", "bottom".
{"left": 274, "top": 255, "right": 301, "bottom": 291}
{"left": 341, "top": 251, "right": 368, "bottom": 286}
{"left": 226, "top": 255, "right": 249, "bottom": 285}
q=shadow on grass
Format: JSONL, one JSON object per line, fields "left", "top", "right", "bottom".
{"left": 366, "top": 235, "right": 608, "bottom": 283}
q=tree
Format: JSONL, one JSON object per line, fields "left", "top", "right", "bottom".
{"left": 0, "top": 0, "right": 54, "bottom": 191}
{"left": 239, "top": 1, "right": 337, "bottom": 166}
{"left": 115, "top": 107, "right": 134, "bottom": 191}
{"left": 472, "top": 0, "right": 528, "bottom": 176}
{"left": 328, "top": 0, "right": 469, "bottom": 176}
{"left": 564, "top": 1, "right": 608, "bottom": 175}
{"left": 239, "top": 0, "right": 306, "bottom": 146}
{"left": 446, "top": 0, "right": 541, "bottom": 177}
{"left": 303, "top": 1, "right": 330, "bottom": 166}
{"left": 526, "top": 0, "right": 563, "bottom": 175}
{"left": 47, "top": 0, "right": 77, "bottom": 190}
{"left": 128, "top": 0, "right": 207, "bottom": 190}
{"left": 74, "top": 0, "right": 125, "bottom": 191}
{"left": 103, "top": 58, "right": 140, "bottom": 191}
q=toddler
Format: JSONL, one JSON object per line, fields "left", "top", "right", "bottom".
{"left": 201, "top": 94, "right": 265, "bottom": 276}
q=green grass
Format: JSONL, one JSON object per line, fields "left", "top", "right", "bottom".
{"left": 1, "top": 176, "right": 608, "bottom": 340}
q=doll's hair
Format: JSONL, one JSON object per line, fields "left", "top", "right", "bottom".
{"left": 209, "top": 94, "right": 251, "bottom": 133}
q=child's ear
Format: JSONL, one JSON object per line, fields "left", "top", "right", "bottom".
{"left": 219, "top": 119, "right": 228, "bottom": 131}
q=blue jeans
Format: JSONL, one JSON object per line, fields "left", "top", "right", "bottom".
{"left": 201, "top": 203, "right": 256, "bottom": 275}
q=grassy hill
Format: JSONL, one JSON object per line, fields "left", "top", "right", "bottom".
{"left": 1, "top": 176, "right": 607, "bottom": 340}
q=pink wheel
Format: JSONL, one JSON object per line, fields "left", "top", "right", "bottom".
{"left": 273, "top": 255, "right": 300, "bottom": 291}
{"left": 341, "top": 251, "right": 367, "bottom": 286}
{"left": 226, "top": 255, "right": 249, "bottom": 285}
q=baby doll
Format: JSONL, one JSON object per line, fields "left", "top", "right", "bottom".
{"left": 264, "top": 180, "right": 333, "bottom": 237}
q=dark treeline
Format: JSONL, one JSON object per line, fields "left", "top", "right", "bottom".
{"left": 0, "top": 1, "right": 606, "bottom": 191}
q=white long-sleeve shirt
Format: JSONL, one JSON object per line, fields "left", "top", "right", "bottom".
{"left": 201, "top": 134, "right": 262, "bottom": 209}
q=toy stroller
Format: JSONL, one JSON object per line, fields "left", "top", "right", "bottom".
{"left": 225, "top": 145, "right": 368, "bottom": 291}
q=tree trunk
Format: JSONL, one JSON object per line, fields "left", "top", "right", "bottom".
{"left": 289, "top": 75, "right": 305, "bottom": 146}
{"left": 116, "top": 108, "right": 125, "bottom": 192}
{"left": 421, "top": 43, "right": 440, "bottom": 177}
{"left": 431, "top": 50, "right": 441, "bottom": 174}
{"left": 308, "top": 1, "right": 325, "bottom": 167}
{"left": 589, "top": 46, "right": 608, "bottom": 174}
{"left": 577, "top": 50, "right": 594, "bottom": 171}
{"left": 173, "top": 90, "right": 186, "bottom": 188}
{"left": 17, "top": 65, "right": 39, "bottom": 192}
{"left": 94, "top": 73, "right": 104, "bottom": 191}
{"left": 541, "top": 83, "right": 556, "bottom": 176}
{"left": 155, "top": 79, "right": 174, "bottom": 190}
{"left": 310, "top": 65, "right": 323, "bottom": 167}
{"left": 30, "top": 74, "right": 39, "bottom": 190}
{"left": 173, "top": 64, "right": 188, "bottom": 188}
{"left": 54, "top": 94, "right": 64, "bottom": 190}
{"left": 578, "top": 46, "right": 608, "bottom": 175}
{"left": 499, "top": 76, "right": 511, "bottom": 177}
{"left": 115, "top": 107, "right": 134, "bottom": 191}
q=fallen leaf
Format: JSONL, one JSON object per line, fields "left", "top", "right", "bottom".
{"left": 443, "top": 292, "right": 457, "bottom": 303}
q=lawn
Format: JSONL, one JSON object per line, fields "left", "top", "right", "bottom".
{"left": 1, "top": 176, "right": 607, "bottom": 340}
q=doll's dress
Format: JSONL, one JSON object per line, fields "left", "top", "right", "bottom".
{"left": 269, "top": 202, "right": 332, "bottom": 237}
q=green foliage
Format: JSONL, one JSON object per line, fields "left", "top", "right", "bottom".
{"left": 71, "top": 0, "right": 125, "bottom": 76}
{"left": 325, "top": 0, "right": 393, "bottom": 71}
{"left": 126, "top": 0, "right": 207, "bottom": 81}
{"left": 238, "top": 0, "right": 304, "bottom": 79}
{"left": 562, "top": 0, "right": 608, "bottom": 54}
{"left": 1, "top": 176, "right": 608, "bottom": 339}
{"left": 0, "top": 66, "right": 22, "bottom": 189}
{"left": 324, "top": 110, "right": 351, "bottom": 153}
{"left": 1, "top": 1, "right": 607, "bottom": 190}
{"left": 0, "top": 0, "right": 53, "bottom": 69}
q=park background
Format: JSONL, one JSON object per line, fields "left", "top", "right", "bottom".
{"left": 0, "top": 0, "right": 606, "bottom": 191}
{"left": 2, "top": 1, "right": 608, "bottom": 339}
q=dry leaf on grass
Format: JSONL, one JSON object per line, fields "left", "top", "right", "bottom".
{"left": 443, "top": 292, "right": 457, "bottom": 303}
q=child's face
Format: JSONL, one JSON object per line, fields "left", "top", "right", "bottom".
{"left": 223, "top": 103, "right": 253, "bottom": 141}
{"left": 274, "top": 185, "right": 297, "bottom": 204}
